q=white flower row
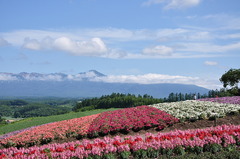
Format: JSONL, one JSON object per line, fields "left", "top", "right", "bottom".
{"left": 149, "top": 100, "right": 240, "bottom": 120}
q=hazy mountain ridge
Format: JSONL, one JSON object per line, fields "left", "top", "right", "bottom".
{"left": 0, "top": 70, "right": 209, "bottom": 98}
{"left": 0, "top": 70, "right": 105, "bottom": 81}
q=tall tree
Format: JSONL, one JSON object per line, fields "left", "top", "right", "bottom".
{"left": 220, "top": 68, "right": 240, "bottom": 95}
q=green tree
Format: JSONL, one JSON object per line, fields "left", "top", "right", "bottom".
{"left": 220, "top": 68, "right": 240, "bottom": 95}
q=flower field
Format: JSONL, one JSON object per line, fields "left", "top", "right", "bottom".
{"left": 1, "top": 96, "right": 240, "bottom": 158}
{"left": 149, "top": 98, "right": 240, "bottom": 120}
{"left": 0, "top": 124, "right": 239, "bottom": 159}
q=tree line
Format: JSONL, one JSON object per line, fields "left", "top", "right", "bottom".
{"left": 73, "top": 93, "right": 163, "bottom": 111}
{"left": 73, "top": 87, "right": 238, "bottom": 111}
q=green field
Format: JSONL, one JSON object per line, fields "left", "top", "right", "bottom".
{"left": 0, "top": 108, "right": 119, "bottom": 135}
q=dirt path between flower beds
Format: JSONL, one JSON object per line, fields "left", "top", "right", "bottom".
{"left": 103, "top": 114, "right": 240, "bottom": 139}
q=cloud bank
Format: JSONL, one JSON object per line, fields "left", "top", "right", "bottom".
{"left": 0, "top": 37, "right": 10, "bottom": 46}
{"left": 142, "top": 0, "right": 201, "bottom": 9}
{"left": 204, "top": 61, "right": 218, "bottom": 66}
{"left": 0, "top": 71, "right": 220, "bottom": 89}
{"left": 23, "top": 36, "right": 108, "bottom": 56}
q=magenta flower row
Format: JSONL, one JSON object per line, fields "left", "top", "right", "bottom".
{"left": 198, "top": 96, "right": 240, "bottom": 104}
{"left": 0, "top": 124, "right": 239, "bottom": 159}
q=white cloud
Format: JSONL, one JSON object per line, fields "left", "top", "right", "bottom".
{"left": 94, "top": 73, "right": 199, "bottom": 84}
{"left": 0, "top": 74, "right": 17, "bottom": 81}
{"left": 22, "top": 36, "right": 109, "bottom": 57}
{"left": 0, "top": 72, "right": 219, "bottom": 89}
{"left": 23, "top": 38, "right": 42, "bottom": 50}
{"left": 0, "top": 25, "right": 239, "bottom": 59}
{"left": 142, "top": 45, "right": 173, "bottom": 56}
{"left": 92, "top": 73, "right": 219, "bottom": 89}
{"left": 0, "top": 37, "right": 10, "bottom": 46}
{"left": 165, "top": 0, "right": 201, "bottom": 10}
{"left": 53, "top": 37, "right": 108, "bottom": 56}
{"left": 24, "top": 74, "right": 63, "bottom": 81}
{"left": 203, "top": 14, "right": 240, "bottom": 30}
{"left": 142, "top": 0, "right": 164, "bottom": 6}
{"left": 178, "top": 42, "right": 240, "bottom": 53}
{"left": 142, "top": 0, "right": 201, "bottom": 9}
{"left": 204, "top": 61, "right": 218, "bottom": 66}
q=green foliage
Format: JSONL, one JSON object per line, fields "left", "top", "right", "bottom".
{"left": 0, "top": 116, "right": 7, "bottom": 126}
{"left": 13, "top": 103, "right": 71, "bottom": 118}
{"left": 73, "top": 93, "right": 163, "bottom": 111}
{"left": 0, "top": 99, "right": 28, "bottom": 106}
{"left": 119, "top": 151, "right": 131, "bottom": 159}
{"left": 102, "top": 153, "right": 116, "bottom": 159}
{"left": 0, "top": 105, "right": 13, "bottom": 116}
{"left": 220, "top": 68, "right": 240, "bottom": 95}
{"left": 203, "top": 143, "right": 222, "bottom": 154}
{"left": 146, "top": 148, "right": 159, "bottom": 158}
{"left": 173, "top": 146, "right": 185, "bottom": 155}
{"left": 133, "top": 149, "right": 148, "bottom": 159}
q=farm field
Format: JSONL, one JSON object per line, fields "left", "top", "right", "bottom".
{"left": 0, "top": 96, "right": 240, "bottom": 159}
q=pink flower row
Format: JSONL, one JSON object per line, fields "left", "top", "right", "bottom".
{"left": 198, "top": 96, "right": 240, "bottom": 104}
{"left": 0, "top": 124, "right": 239, "bottom": 159}
{"left": 0, "top": 114, "right": 100, "bottom": 147}
{"left": 88, "top": 106, "right": 179, "bottom": 136}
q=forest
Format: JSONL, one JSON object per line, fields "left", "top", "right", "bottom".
{"left": 0, "top": 98, "right": 76, "bottom": 119}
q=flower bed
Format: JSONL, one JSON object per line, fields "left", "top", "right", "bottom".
{"left": 0, "top": 124, "right": 239, "bottom": 159}
{"left": 88, "top": 106, "right": 179, "bottom": 137}
{"left": 0, "top": 106, "right": 178, "bottom": 148}
{"left": 149, "top": 100, "right": 240, "bottom": 120}
{"left": 198, "top": 96, "right": 240, "bottom": 104}
{"left": 0, "top": 114, "right": 100, "bottom": 148}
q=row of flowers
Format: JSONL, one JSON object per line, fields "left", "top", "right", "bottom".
{"left": 0, "top": 124, "right": 239, "bottom": 159}
{"left": 149, "top": 100, "right": 240, "bottom": 121}
{"left": 198, "top": 96, "right": 240, "bottom": 104}
{"left": 0, "top": 114, "right": 100, "bottom": 148}
{"left": 88, "top": 106, "right": 179, "bottom": 137}
{"left": 0, "top": 106, "right": 179, "bottom": 148}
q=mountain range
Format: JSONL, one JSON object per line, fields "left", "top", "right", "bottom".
{"left": 0, "top": 70, "right": 209, "bottom": 98}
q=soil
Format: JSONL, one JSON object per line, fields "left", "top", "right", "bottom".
{"left": 102, "top": 114, "right": 240, "bottom": 139}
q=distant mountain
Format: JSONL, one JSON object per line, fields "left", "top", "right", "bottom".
{"left": 0, "top": 70, "right": 105, "bottom": 81}
{"left": 0, "top": 70, "right": 209, "bottom": 98}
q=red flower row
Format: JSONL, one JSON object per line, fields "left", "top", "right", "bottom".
{"left": 88, "top": 106, "right": 179, "bottom": 136}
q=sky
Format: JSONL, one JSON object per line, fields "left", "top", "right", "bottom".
{"left": 0, "top": 0, "right": 240, "bottom": 89}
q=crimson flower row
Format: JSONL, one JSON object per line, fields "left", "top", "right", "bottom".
{"left": 88, "top": 106, "right": 179, "bottom": 137}
{"left": 0, "top": 124, "right": 239, "bottom": 159}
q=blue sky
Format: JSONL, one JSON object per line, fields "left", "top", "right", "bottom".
{"left": 0, "top": 0, "right": 240, "bottom": 89}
